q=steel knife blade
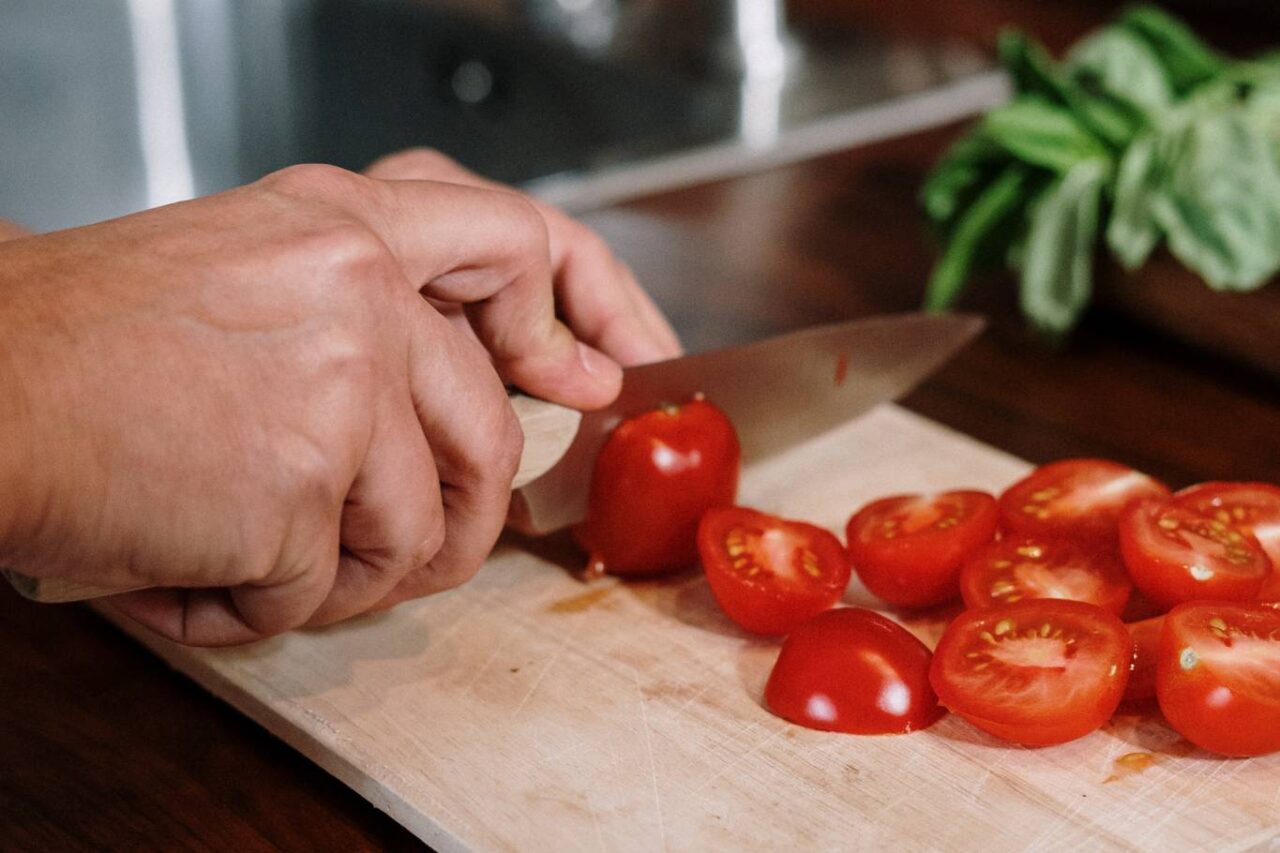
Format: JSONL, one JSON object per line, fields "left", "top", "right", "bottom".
{"left": 509, "top": 311, "right": 984, "bottom": 534}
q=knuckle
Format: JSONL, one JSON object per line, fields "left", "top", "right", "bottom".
{"left": 406, "top": 513, "right": 446, "bottom": 574}
{"left": 392, "top": 148, "right": 462, "bottom": 177}
{"left": 502, "top": 195, "right": 551, "bottom": 258}
{"left": 261, "top": 163, "right": 370, "bottom": 202}
{"left": 272, "top": 433, "right": 344, "bottom": 511}
{"left": 494, "top": 402, "right": 525, "bottom": 485}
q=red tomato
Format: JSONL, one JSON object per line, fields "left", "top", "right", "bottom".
{"left": 764, "top": 608, "right": 944, "bottom": 734}
{"left": 1123, "top": 616, "right": 1163, "bottom": 703}
{"left": 959, "top": 536, "right": 1132, "bottom": 615}
{"left": 998, "top": 458, "right": 1169, "bottom": 542}
{"left": 1176, "top": 482, "right": 1280, "bottom": 601}
{"left": 574, "top": 397, "right": 740, "bottom": 576}
{"left": 1119, "top": 498, "right": 1269, "bottom": 611}
{"left": 930, "top": 599, "right": 1131, "bottom": 746}
{"left": 1261, "top": 572, "right": 1280, "bottom": 604}
{"left": 1175, "top": 482, "right": 1280, "bottom": 565}
{"left": 699, "top": 507, "right": 850, "bottom": 635}
{"left": 1157, "top": 601, "right": 1280, "bottom": 756}
{"left": 845, "top": 491, "right": 998, "bottom": 608}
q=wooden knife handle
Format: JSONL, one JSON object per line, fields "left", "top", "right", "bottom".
{"left": 5, "top": 394, "right": 582, "bottom": 604}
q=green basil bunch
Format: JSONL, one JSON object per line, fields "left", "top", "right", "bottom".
{"left": 922, "top": 6, "right": 1280, "bottom": 333}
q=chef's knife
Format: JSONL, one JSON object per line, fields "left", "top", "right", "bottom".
{"left": 7, "top": 312, "right": 982, "bottom": 603}
{"left": 509, "top": 311, "right": 983, "bottom": 534}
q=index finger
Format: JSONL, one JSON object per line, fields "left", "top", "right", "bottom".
{"left": 361, "top": 176, "right": 623, "bottom": 411}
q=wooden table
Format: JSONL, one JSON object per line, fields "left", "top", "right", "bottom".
{"left": 5, "top": 3, "right": 1280, "bottom": 849}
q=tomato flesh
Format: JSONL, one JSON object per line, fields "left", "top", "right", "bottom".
{"left": 959, "top": 536, "right": 1132, "bottom": 615}
{"left": 1176, "top": 482, "right": 1280, "bottom": 602}
{"left": 846, "top": 491, "right": 999, "bottom": 608}
{"left": 930, "top": 599, "right": 1130, "bottom": 746}
{"left": 574, "top": 398, "right": 740, "bottom": 576}
{"left": 998, "top": 458, "right": 1169, "bottom": 542}
{"left": 1119, "top": 498, "right": 1269, "bottom": 611}
{"left": 1157, "top": 601, "right": 1280, "bottom": 756}
{"left": 699, "top": 507, "right": 850, "bottom": 635}
{"left": 764, "top": 608, "right": 943, "bottom": 734}
{"left": 1123, "top": 616, "right": 1163, "bottom": 703}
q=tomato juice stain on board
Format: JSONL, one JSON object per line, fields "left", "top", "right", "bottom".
{"left": 547, "top": 585, "right": 616, "bottom": 613}
{"left": 834, "top": 353, "right": 849, "bottom": 386}
{"left": 1103, "top": 752, "right": 1157, "bottom": 783}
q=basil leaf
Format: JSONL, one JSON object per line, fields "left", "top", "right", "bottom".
{"left": 999, "top": 28, "right": 1144, "bottom": 149}
{"left": 1106, "top": 133, "right": 1163, "bottom": 270}
{"left": 925, "top": 165, "right": 1030, "bottom": 311}
{"left": 920, "top": 130, "right": 1007, "bottom": 232}
{"left": 1119, "top": 6, "right": 1224, "bottom": 95}
{"left": 1019, "top": 159, "right": 1107, "bottom": 333}
{"left": 1147, "top": 105, "right": 1280, "bottom": 291}
{"left": 982, "top": 96, "right": 1110, "bottom": 173}
{"left": 1066, "top": 27, "right": 1173, "bottom": 115}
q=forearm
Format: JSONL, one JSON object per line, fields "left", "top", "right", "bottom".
{"left": 0, "top": 219, "right": 32, "bottom": 243}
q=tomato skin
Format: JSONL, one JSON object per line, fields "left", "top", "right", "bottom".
{"left": 846, "top": 491, "right": 999, "bottom": 609}
{"left": 1123, "top": 616, "right": 1163, "bottom": 703}
{"left": 764, "top": 608, "right": 944, "bottom": 734}
{"left": 998, "top": 459, "right": 1169, "bottom": 543}
{"left": 1156, "top": 602, "right": 1280, "bottom": 757}
{"left": 930, "top": 599, "right": 1131, "bottom": 746}
{"left": 573, "top": 399, "right": 740, "bottom": 576}
{"left": 1119, "top": 498, "right": 1270, "bottom": 612}
{"left": 959, "top": 536, "right": 1132, "bottom": 616}
{"left": 699, "top": 507, "right": 851, "bottom": 635}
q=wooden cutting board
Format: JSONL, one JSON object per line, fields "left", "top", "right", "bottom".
{"left": 105, "top": 405, "right": 1280, "bottom": 852}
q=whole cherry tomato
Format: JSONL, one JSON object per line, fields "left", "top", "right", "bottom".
{"left": 699, "top": 507, "right": 850, "bottom": 636}
{"left": 1156, "top": 601, "right": 1280, "bottom": 757}
{"left": 846, "top": 491, "right": 999, "bottom": 608}
{"left": 959, "top": 536, "right": 1132, "bottom": 615}
{"left": 998, "top": 459, "right": 1169, "bottom": 543}
{"left": 1119, "top": 498, "right": 1269, "bottom": 611}
{"left": 764, "top": 607, "right": 944, "bottom": 735}
{"left": 574, "top": 397, "right": 740, "bottom": 577}
{"left": 930, "top": 599, "right": 1131, "bottom": 746}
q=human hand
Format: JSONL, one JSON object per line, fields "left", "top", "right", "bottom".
{"left": 362, "top": 149, "right": 682, "bottom": 366}
{"left": 0, "top": 164, "right": 624, "bottom": 645}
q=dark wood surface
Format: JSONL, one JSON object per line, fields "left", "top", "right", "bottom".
{"left": 5, "top": 3, "right": 1280, "bottom": 850}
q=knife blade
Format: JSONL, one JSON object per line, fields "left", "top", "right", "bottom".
{"left": 509, "top": 311, "right": 984, "bottom": 535}
{"left": 7, "top": 311, "right": 982, "bottom": 603}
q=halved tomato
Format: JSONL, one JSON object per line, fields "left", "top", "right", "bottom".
{"left": 1119, "top": 498, "right": 1270, "bottom": 611}
{"left": 699, "top": 507, "right": 850, "bottom": 635}
{"left": 764, "top": 607, "right": 944, "bottom": 734}
{"left": 846, "top": 491, "right": 998, "bottom": 609}
{"left": 959, "top": 537, "right": 1132, "bottom": 615}
{"left": 998, "top": 459, "right": 1169, "bottom": 542}
{"left": 1176, "top": 482, "right": 1280, "bottom": 602}
{"left": 1157, "top": 601, "right": 1280, "bottom": 756}
{"left": 930, "top": 599, "right": 1131, "bottom": 746}
{"left": 1123, "top": 616, "right": 1163, "bottom": 703}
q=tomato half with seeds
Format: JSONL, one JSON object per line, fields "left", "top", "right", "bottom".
{"left": 1119, "top": 498, "right": 1270, "bottom": 611}
{"left": 574, "top": 397, "right": 740, "bottom": 577}
{"left": 930, "top": 599, "right": 1131, "bottom": 746}
{"left": 998, "top": 459, "right": 1169, "bottom": 542}
{"left": 1157, "top": 601, "right": 1280, "bottom": 756}
{"left": 699, "top": 507, "right": 850, "bottom": 635}
{"left": 1123, "top": 616, "right": 1163, "bottom": 703}
{"left": 846, "top": 491, "right": 999, "bottom": 609}
{"left": 959, "top": 537, "right": 1132, "bottom": 616}
{"left": 765, "top": 607, "right": 944, "bottom": 734}
{"left": 1175, "top": 482, "right": 1280, "bottom": 601}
